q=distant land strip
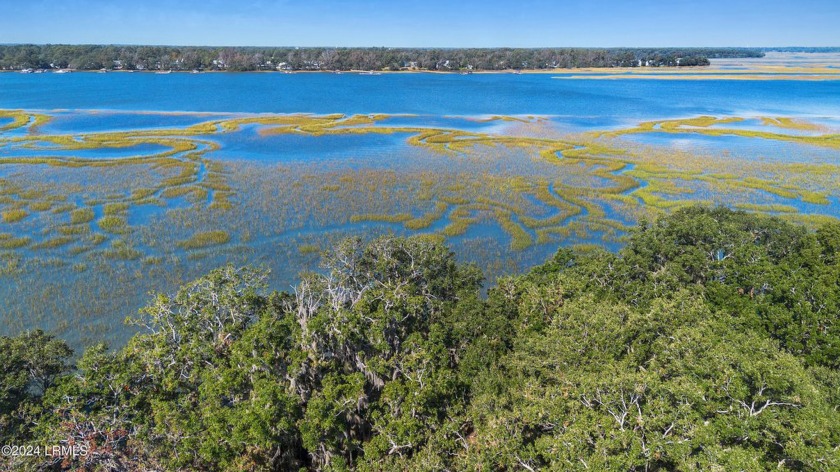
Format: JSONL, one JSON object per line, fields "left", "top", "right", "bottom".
{"left": 0, "top": 45, "right": 771, "bottom": 72}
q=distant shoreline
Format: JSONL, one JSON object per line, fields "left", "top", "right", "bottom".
{"left": 3, "top": 67, "right": 714, "bottom": 74}
{"left": 6, "top": 52, "right": 840, "bottom": 79}
{"left": 6, "top": 66, "right": 840, "bottom": 81}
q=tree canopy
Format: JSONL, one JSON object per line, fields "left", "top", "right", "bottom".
{"left": 0, "top": 45, "right": 765, "bottom": 71}
{"left": 2, "top": 207, "right": 839, "bottom": 470}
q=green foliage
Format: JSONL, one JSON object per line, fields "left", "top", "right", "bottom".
{"left": 546, "top": 206, "right": 840, "bottom": 368}
{"left": 463, "top": 292, "right": 839, "bottom": 470}
{"left": 0, "top": 330, "right": 72, "bottom": 445}
{"left": 0, "top": 45, "right": 758, "bottom": 71}
{"left": 4, "top": 209, "right": 840, "bottom": 471}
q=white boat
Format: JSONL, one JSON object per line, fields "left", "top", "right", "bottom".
{"left": 54, "top": 69, "right": 70, "bottom": 74}
{"left": 156, "top": 70, "right": 172, "bottom": 74}
{"left": 20, "top": 68, "right": 33, "bottom": 74}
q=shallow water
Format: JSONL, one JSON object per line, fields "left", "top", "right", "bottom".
{"left": 1, "top": 72, "right": 839, "bottom": 349}
{"left": 3, "top": 141, "right": 171, "bottom": 159}
{"left": 38, "top": 110, "right": 231, "bottom": 134}
{"left": 621, "top": 132, "right": 840, "bottom": 164}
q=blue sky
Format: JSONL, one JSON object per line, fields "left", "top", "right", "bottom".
{"left": 2, "top": 0, "right": 838, "bottom": 47}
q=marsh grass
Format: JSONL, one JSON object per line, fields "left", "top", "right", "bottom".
{"left": 405, "top": 202, "right": 449, "bottom": 230}
{"left": 90, "top": 234, "right": 108, "bottom": 246}
{"left": 101, "top": 239, "right": 142, "bottom": 260}
{"left": 298, "top": 244, "right": 320, "bottom": 255}
{"left": 57, "top": 225, "right": 90, "bottom": 236}
{"left": 3, "top": 108, "right": 840, "bottom": 347}
{"left": 0, "top": 233, "right": 30, "bottom": 249}
{"left": 31, "top": 235, "right": 75, "bottom": 250}
{"left": 28, "top": 201, "right": 53, "bottom": 212}
{"left": 50, "top": 204, "right": 76, "bottom": 214}
{"left": 760, "top": 117, "right": 824, "bottom": 131}
{"left": 350, "top": 213, "right": 412, "bottom": 224}
{"left": 1, "top": 209, "right": 28, "bottom": 223}
{"left": 177, "top": 230, "right": 231, "bottom": 249}
{"left": 70, "top": 208, "right": 95, "bottom": 225}
{"left": 601, "top": 115, "right": 840, "bottom": 150}
{"left": 736, "top": 203, "right": 799, "bottom": 213}
{"left": 97, "top": 215, "right": 128, "bottom": 234}
{"left": 103, "top": 203, "right": 130, "bottom": 216}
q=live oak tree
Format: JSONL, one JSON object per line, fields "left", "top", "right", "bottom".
{"left": 2, "top": 207, "right": 839, "bottom": 471}
{"left": 0, "top": 330, "right": 73, "bottom": 446}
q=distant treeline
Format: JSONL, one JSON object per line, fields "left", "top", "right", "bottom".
{"left": 762, "top": 47, "right": 840, "bottom": 53}
{"left": 0, "top": 45, "right": 766, "bottom": 71}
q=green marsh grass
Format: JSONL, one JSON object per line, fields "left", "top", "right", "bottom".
{"left": 0, "top": 233, "right": 30, "bottom": 249}
{"left": 177, "top": 230, "right": 231, "bottom": 249}
{"left": 298, "top": 244, "right": 320, "bottom": 255}
{"left": 70, "top": 208, "right": 95, "bottom": 224}
{"left": 97, "top": 215, "right": 128, "bottom": 234}
{"left": 31, "top": 236, "right": 75, "bottom": 250}
{"left": 57, "top": 225, "right": 90, "bottom": 236}
{"left": 4, "top": 108, "right": 840, "bottom": 338}
{"left": 1, "top": 209, "right": 28, "bottom": 223}
{"left": 28, "top": 201, "right": 53, "bottom": 212}
{"left": 103, "top": 202, "right": 130, "bottom": 216}
{"left": 101, "top": 239, "right": 142, "bottom": 260}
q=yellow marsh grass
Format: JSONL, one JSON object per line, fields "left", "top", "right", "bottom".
{"left": 177, "top": 230, "right": 231, "bottom": 249}
{"left": 1, "top": 209, "right": 29, "bottom": 223}
{"left": 3, "top": 109, "right": 839, "bottom": 262}
{"left": 298, "top": 244, "right": 320, "bottom": 255}
{"left": 70, "top": 208, "right": 95, "bottom": 224}
{"left": 600, "top": 115, "right": 840, "bottom": 150}
{"left": 0, "top": 233, "right": 31, "bottom": 249}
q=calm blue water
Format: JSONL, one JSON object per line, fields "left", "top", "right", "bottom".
{"left": 2, "top": 142, "right": 170, "bottom": 159}
{"left": 39, "top": 110, "right": 228, "bottom": 134}
{"left": 2, "top": 72, "right": 840, "bottom": 119}
{"left": 208, "top": 126, "right": 415, "bottom": 165}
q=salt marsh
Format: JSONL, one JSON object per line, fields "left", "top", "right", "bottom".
{"left": 1, "top": 72, "right": 839, "bottom": 347}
